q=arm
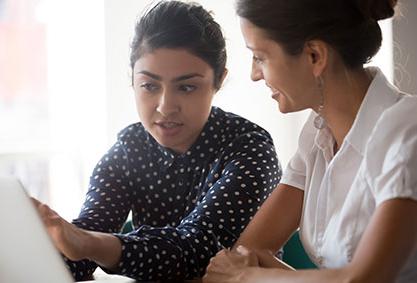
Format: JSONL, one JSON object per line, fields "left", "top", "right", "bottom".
{"left": 203, "top": 183, "right": 302, "bottom": 282}
{"left": 235, "top": 183, "right": 303, "bottom": 252}
{"left": 64, "top": 140, "right": 134, "bottom": 280}
{"left": 31, "top": 199, "right": 122, "bottom": 271}
{"left": 343, "top": 198, "right": 417, "bottom": 283}
{"left": 36, "top": 129, "right": 280, "bottom": 281}
{"left": 205, "top": 198, "right": 417, "bottom": 283}
{"left": 101, "top": 131, "right": 281, "bottom": 281}
{"left": 232, "top": 183, "right": 303, "bottom": 270}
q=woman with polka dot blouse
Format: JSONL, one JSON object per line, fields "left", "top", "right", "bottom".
{"left": 32, "top": 1, "right": 281, "bottom": 281}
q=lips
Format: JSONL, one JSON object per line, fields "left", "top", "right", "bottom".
{"left": 271, "top": 93, "right": 280, "bottom": 101}
{"left": 154, "top": 120, "right": 184, "bottom": 137}
{"left": 155, "top": 121, "right": 183, "bottom": 128}
{"left": 266, "top": 84, "right": 281, "bottom": 99}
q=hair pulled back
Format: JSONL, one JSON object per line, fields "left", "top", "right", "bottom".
{"left": 131, "top": 1, "right": 227, "bottom": 89}
{"left": 236, "top": 0, "right": 397, "bottom": 68}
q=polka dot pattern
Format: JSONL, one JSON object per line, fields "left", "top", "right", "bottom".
{"left": 66, "top": 107, "right": 281, "bottom": 281}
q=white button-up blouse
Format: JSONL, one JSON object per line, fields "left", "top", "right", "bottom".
{"left": 281, "top": 68, "right": 417, "bottom": 282}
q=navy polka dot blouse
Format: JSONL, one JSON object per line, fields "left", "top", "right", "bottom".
{"left": 65, "top": 107, "right": 281, "bottom": 281}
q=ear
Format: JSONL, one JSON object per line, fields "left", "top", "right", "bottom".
{"left": 304, "top": 40, "right": 328, "bottom": 78}
{"left": 216, "top": 68, "right": 228, "bottom": 91}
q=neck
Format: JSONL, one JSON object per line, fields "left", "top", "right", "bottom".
{"left": 322, "top": 67, "right": 372, "bottom": 150}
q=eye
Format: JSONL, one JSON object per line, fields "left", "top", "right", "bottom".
{"left": 252, "top": 55, "right": 264, "bottom": 64}
{"left": 139, "top": 82, "right": 160, "bottom": 92}
{"left": 178, "top": 84, "right": 197, "bottom": 93}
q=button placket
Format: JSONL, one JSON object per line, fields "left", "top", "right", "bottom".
{"left": 176, "top": 159, "right": 187, "bottom": 187}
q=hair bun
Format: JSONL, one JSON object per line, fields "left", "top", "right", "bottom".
{"left": 356, "top": 0, "right": 398, "bottom": 21}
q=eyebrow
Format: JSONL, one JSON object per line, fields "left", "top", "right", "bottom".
{"left": 246, "top": 44, "right": 254, "bottom": 50}
{"left": 136, "top": 71, "right": 204, "bottom": 82}
{"left": 246, "top": 44, "right": 268, "bottom": 54}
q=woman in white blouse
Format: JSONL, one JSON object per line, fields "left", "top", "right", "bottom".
{"left": 204, "top": 0, "right": 417, "bottom": 282}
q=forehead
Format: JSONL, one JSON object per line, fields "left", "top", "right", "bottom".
{"left": 239, "top": 18, "right": 277, "bottom": 52}
{"left": 134, "top": 48, "right": 214, "bottom": 79}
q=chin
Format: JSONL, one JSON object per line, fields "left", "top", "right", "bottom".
{"left": 278, "top": 102, "right": 304, "bottom": 114}
{"left": 278, "top": 104, "right": 292, "bottom": 114}
{"left": 157, "top": 139, "right": 173, "bottom": 148}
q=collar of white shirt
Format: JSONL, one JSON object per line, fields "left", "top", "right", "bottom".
{"left": 314, "top": 67, "right": 401, "bottom": 157}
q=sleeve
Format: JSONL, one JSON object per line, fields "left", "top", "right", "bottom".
{"left": 280, "top": 112, "right": 316, "bottom": 190}
{"left": 65, "top": 139, "right": 134, "bottom": 281}
{"left": 365, "top": 97, "right": 417, "bottom": 206}
{"left": 110, "top": 131, "right": 281, "bottom": 281}
{"left": 280, "top": 147, "right": 306, "bottom": 190}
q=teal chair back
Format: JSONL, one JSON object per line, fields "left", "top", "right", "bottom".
{"left": 121, "top": 219, "right": 134, "bottom": 234}
{"left": 283, "top": 231, "right": 316, "bottom": 269}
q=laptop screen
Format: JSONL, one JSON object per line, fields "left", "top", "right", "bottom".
{"left": 0, "top": 177, "right": 74, "bottom": 283}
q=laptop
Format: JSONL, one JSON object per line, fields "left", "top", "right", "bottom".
{"left": 0, "top": 177, "right": 138, "bottom": 283}
{"left": 0, "top": 176, "right": 75, "bottom": 283}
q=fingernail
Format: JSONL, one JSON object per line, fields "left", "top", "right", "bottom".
{"left": 236, "top": 245, "right": 249, "bottom": 255}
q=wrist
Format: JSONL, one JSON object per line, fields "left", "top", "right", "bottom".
{"left": 84, "top": 231, "right": 122, "bottom": 270}
{"left": 81, "top": 229, "right": 97, "bottom": 260}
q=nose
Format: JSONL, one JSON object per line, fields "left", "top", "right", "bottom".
{"left": 156, "top": 90, "right": 180, "bottom": 117}
{"left": 250, "top": 61, "right": 263, "bottom": 82}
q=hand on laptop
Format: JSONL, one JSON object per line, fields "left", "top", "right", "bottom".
{"left": 30, "top": 197, "right": 91, "bottom": 261}
{"left": 30, "top": 197, "right": 122, "bottom": 271}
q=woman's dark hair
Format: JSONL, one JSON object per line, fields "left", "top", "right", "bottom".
{"left": 130, "top": 0, "right": 227, "bottom": 89}
{"left": 236, "top": 0, "right": 398, "bottom": 68}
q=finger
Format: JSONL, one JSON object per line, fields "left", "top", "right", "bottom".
{"left": 203, "top": 269, "right": 232, "bottom": 283}
{"left": 230, "top": 246, "right": 260, "bottom": 267}
{"left": 33, "top": 198, "right": 60, "bottom": 218}
{"left": 208, "top": 253, "right": 236, "bottom": 271}
{"left": 39, "top": 203, "right": 53, "bottom": 216}
{"left": 236, "top": 245, "right": 250, "bottom": 256}
{"left": 35, "top": 203, "right": 62, "bottom": 227}
{"left": 211, "top": 249, "right": 231, "bottom": 265}
{"left": 208, "top": 255, "right": 227, "bottom": 269}
{"left": 216, "top": 248, "right": 228, "bottom": 256}
{"left": 30, "top": 197, "right": 43, "bottom": 208}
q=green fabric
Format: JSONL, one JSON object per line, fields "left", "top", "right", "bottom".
{"left": 283, "top": 231, "right": 317, "bottom": 269}
{"left": 121, "top": 220, "right": 134, "bottom": 234}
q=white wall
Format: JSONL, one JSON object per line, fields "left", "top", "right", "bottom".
{"left": 393, "top": 0, "right": 417, "bottom": 94}
{"left": 39, "top": 0, "right": 107, "bottom": 218}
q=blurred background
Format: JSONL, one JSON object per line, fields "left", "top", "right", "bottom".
{"left": 1, "top": 0, "right": 416, "bottom": 220}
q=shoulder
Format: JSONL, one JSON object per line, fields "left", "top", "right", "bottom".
{"left": 364, "top": 95, "right": 417, "bottom": 201}
{"left": 212, "top": 107, "right": 273, "bottom": 143}
{"left": 117, "top": 122, "right": 147, "bottom": 142}
{"left": 114, "top": 122, "right": 154, "bottom": 153}
{"left": 366, "top": 94, "right": 417, "bottom": 156}
{"left": 208, "top": 108, "right": 279, "bottom": 168}
{"left": 103, "top": 122, "right": 151, "bottom": 159}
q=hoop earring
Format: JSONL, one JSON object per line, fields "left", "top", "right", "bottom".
{"left": 313, "top": 76, "right": 326, "bottom": 130}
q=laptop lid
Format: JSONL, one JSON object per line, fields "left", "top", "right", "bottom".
{"left": 0, "top": 177, "right": 74, "bottom": 283}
